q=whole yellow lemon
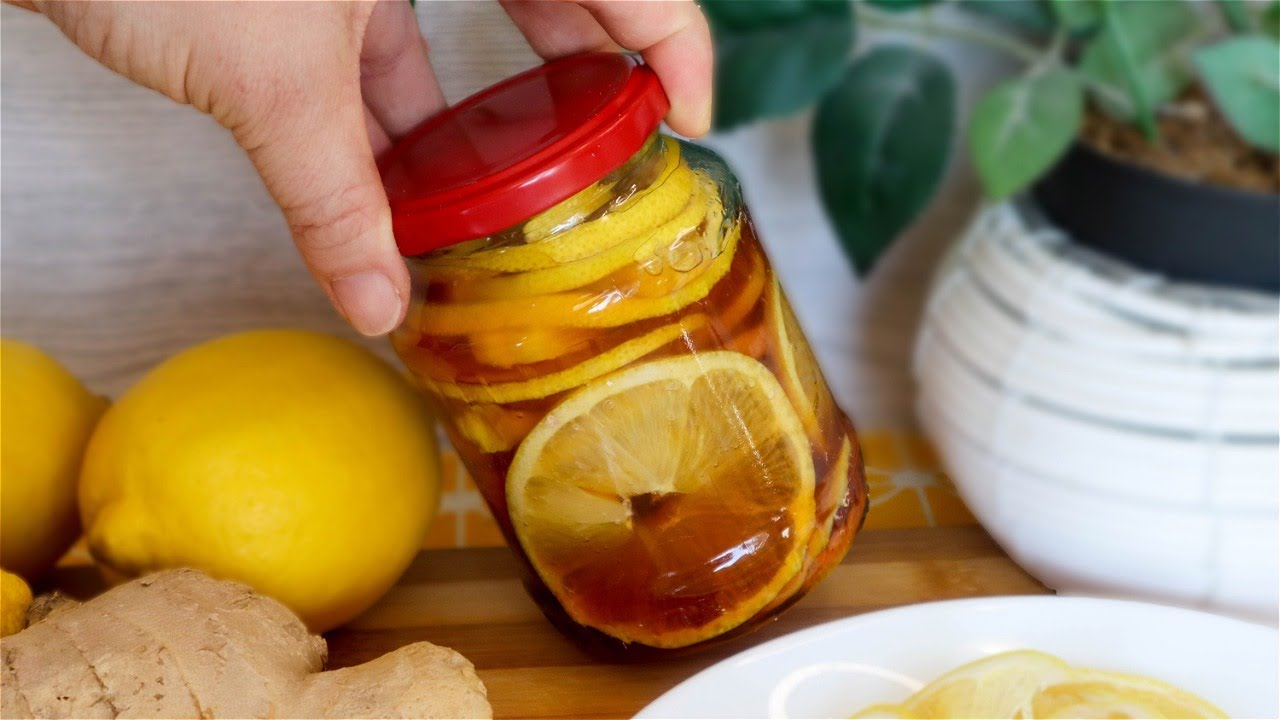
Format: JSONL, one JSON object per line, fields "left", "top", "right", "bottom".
{"left": 1, "top": 569, "right": 32, "bottom": 637}
{"left": 1, "top": 339, "right": 108, "bottom": 579}
{"left": 79, "top": 330, "right": 439, "bottom": 632}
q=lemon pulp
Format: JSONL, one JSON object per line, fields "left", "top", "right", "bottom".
{"left": 506, "top": 352, "right": 815, "bottom": 648}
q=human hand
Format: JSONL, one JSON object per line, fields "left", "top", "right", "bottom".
{"left": 14, "top": 0, "right": 712, "bottom": 335}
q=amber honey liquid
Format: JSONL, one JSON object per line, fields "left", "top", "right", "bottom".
{"left": 394, "top": 177, "right": 867, "bottom": 656}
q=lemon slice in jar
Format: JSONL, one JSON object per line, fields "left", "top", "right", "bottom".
{"left": 416, "top": 221, "right": 740, "bottom": 335}
{"left": 811, "top": 436, "right": 853, "bottom": 559}
{"left": 765, "top": 278, "right": 836, "bottom": 443}
{"left": 763, "top": 434, "right": 853, "bottom": 614}
{"left": 506, "top": 352, "right": 816, "bottom": 648}
{"left": 419, "top": 316, "right": 708, "bottom": 404}
{"left": 438, "top": 138, "right": 695, "bottom": 274}
{"left": 520, "top": 133, "right": 662, "bottom": 243}
{"left": 460, "top": 173, "right": 718, "bottom": 302}
{"left": 521, "top": 177, "right": 619, "bottom": 244}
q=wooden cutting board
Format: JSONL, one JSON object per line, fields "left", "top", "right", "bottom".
{"left": 327, "top": 527, "right": 1048, "bottom": 719}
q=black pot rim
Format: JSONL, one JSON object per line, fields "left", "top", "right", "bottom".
{"left": 1068, "top": 139, "right": 1280, "bottom": 206}
{"left": 1033, "top": 139, "right": 1280, "bottom": 293}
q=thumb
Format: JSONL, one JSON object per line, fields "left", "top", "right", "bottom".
{"left": 238, "top": 83, "right": 408, "bottom": 337}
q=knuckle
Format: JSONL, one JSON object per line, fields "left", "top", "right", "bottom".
{"left": 287, "top": 184, "right": 383, "bottom": 256}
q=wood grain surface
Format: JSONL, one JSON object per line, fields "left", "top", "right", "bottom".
{"left": 327, "top": 527, "right": 1048, "bottom": 720}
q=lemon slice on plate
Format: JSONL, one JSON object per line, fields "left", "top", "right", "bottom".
{"left": 1031, "top": 668, "right": 1227, "bottom": 719}
{"left": 900, "top": 650, "right": 1071, "bottom": 719}
{"left": 850, "top": 704, "right": 916, "bottom": 719}
{"left": 506, "top": 352, "right": 816, "bottom": 647}
{"left": 852, "top": 650, "right": 1225, "bottom": 719}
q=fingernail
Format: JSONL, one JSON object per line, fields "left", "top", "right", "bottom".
{"left": 332, "top": 271, "right": 401, "bottom": 336}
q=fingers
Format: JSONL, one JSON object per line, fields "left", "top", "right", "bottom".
{"left": 578, "top": 1, "right": 712, "bottom": 136}
{"left": 503, "top": 0, "right": 713, "bottom": 137}
{"left": 242, "top": 81, "right": 409, "bottom": 336}
{"left": 498, "top": 0, "right": 621, "bottom": 58}
{"left": 365, "top": 104, "right": 392, "bottom": 157}
{"left": 361, "top": 0, "right": 446, "bottom": 140}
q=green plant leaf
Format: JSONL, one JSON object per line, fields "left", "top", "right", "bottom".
{"left": 1263, "top": 1, "right": 1280, "bottom": 40}
{"left": 969, "top": 67, "right": 1083, "bottom": 199}
{"left": 812, "top": 46, "right": 955, "bottom": 273}
{"left": 701, "top": 0, "right": 855, "bottom": 130}
{"left": 1050, "top": 0, "right": 1100, "bottom": 32}
{"left": 1195, "top": 36, "right": 1280, "bottom": 152}
{"left": 1214, "top": 0, "right": 1254, "bottom": 34}
{"left": 1079, "top": 0, "right": 1200, "bottom": 123}
{"left": 958, "top": 0, "right": 1055, "bottom": 35}
{"left": 865, "top": 0, "right": 939, "bottom": 12}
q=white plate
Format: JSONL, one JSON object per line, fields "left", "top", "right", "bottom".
{"left": 635, "top": 596, "right": 1278, "bottom": 719}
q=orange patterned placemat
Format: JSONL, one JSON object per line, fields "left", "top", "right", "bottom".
{"left": 422, "top": 429, "right": 975, "bottom": 549}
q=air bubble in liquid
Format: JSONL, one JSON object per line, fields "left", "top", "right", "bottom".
{"left": 665, "top": 236, "right": 704, "bottom": 273}
{"left": 635, "top": 252, "right": 665, "bottom": 276}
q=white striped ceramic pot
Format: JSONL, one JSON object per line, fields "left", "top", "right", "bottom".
{"left": 914, "top": 203, "right": 1279, "bottom": 622}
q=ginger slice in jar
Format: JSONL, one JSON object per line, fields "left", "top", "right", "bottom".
{"left": 506, "top": 352, "right": 815, "bottom": 648}
{"left": 417, "top": 221, "right": 740, "bottom": 335}
{"left": 450, "top": 402, "right": 541, "bottom": 454}
{"left": 469, "top": 327, "right": 598, "bottom": 369}
{"left": 419, "top": 315, "right": 708, "bottom": 404}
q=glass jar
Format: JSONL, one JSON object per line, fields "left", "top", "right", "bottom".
{"left": 381, "top": 54, "right": 866, "bottom": 656}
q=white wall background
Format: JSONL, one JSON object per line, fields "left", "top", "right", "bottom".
{"left": 1, "top": 1, "right": 1014, "bottom": 428}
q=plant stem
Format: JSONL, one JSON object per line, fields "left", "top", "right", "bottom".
{"left": 855, "top": 3, "right": 1136, "bottom": 116}
{"left": 856, "top": 4, "right": 1042, "bottom": 64}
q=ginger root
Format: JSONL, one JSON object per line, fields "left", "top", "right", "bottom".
{"left": 0, "top": 569, "right": 491, "bottom": 719}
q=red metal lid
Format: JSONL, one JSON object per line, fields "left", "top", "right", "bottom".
{"left": 379, "top": 53, "right": 670, "bottom": 256}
